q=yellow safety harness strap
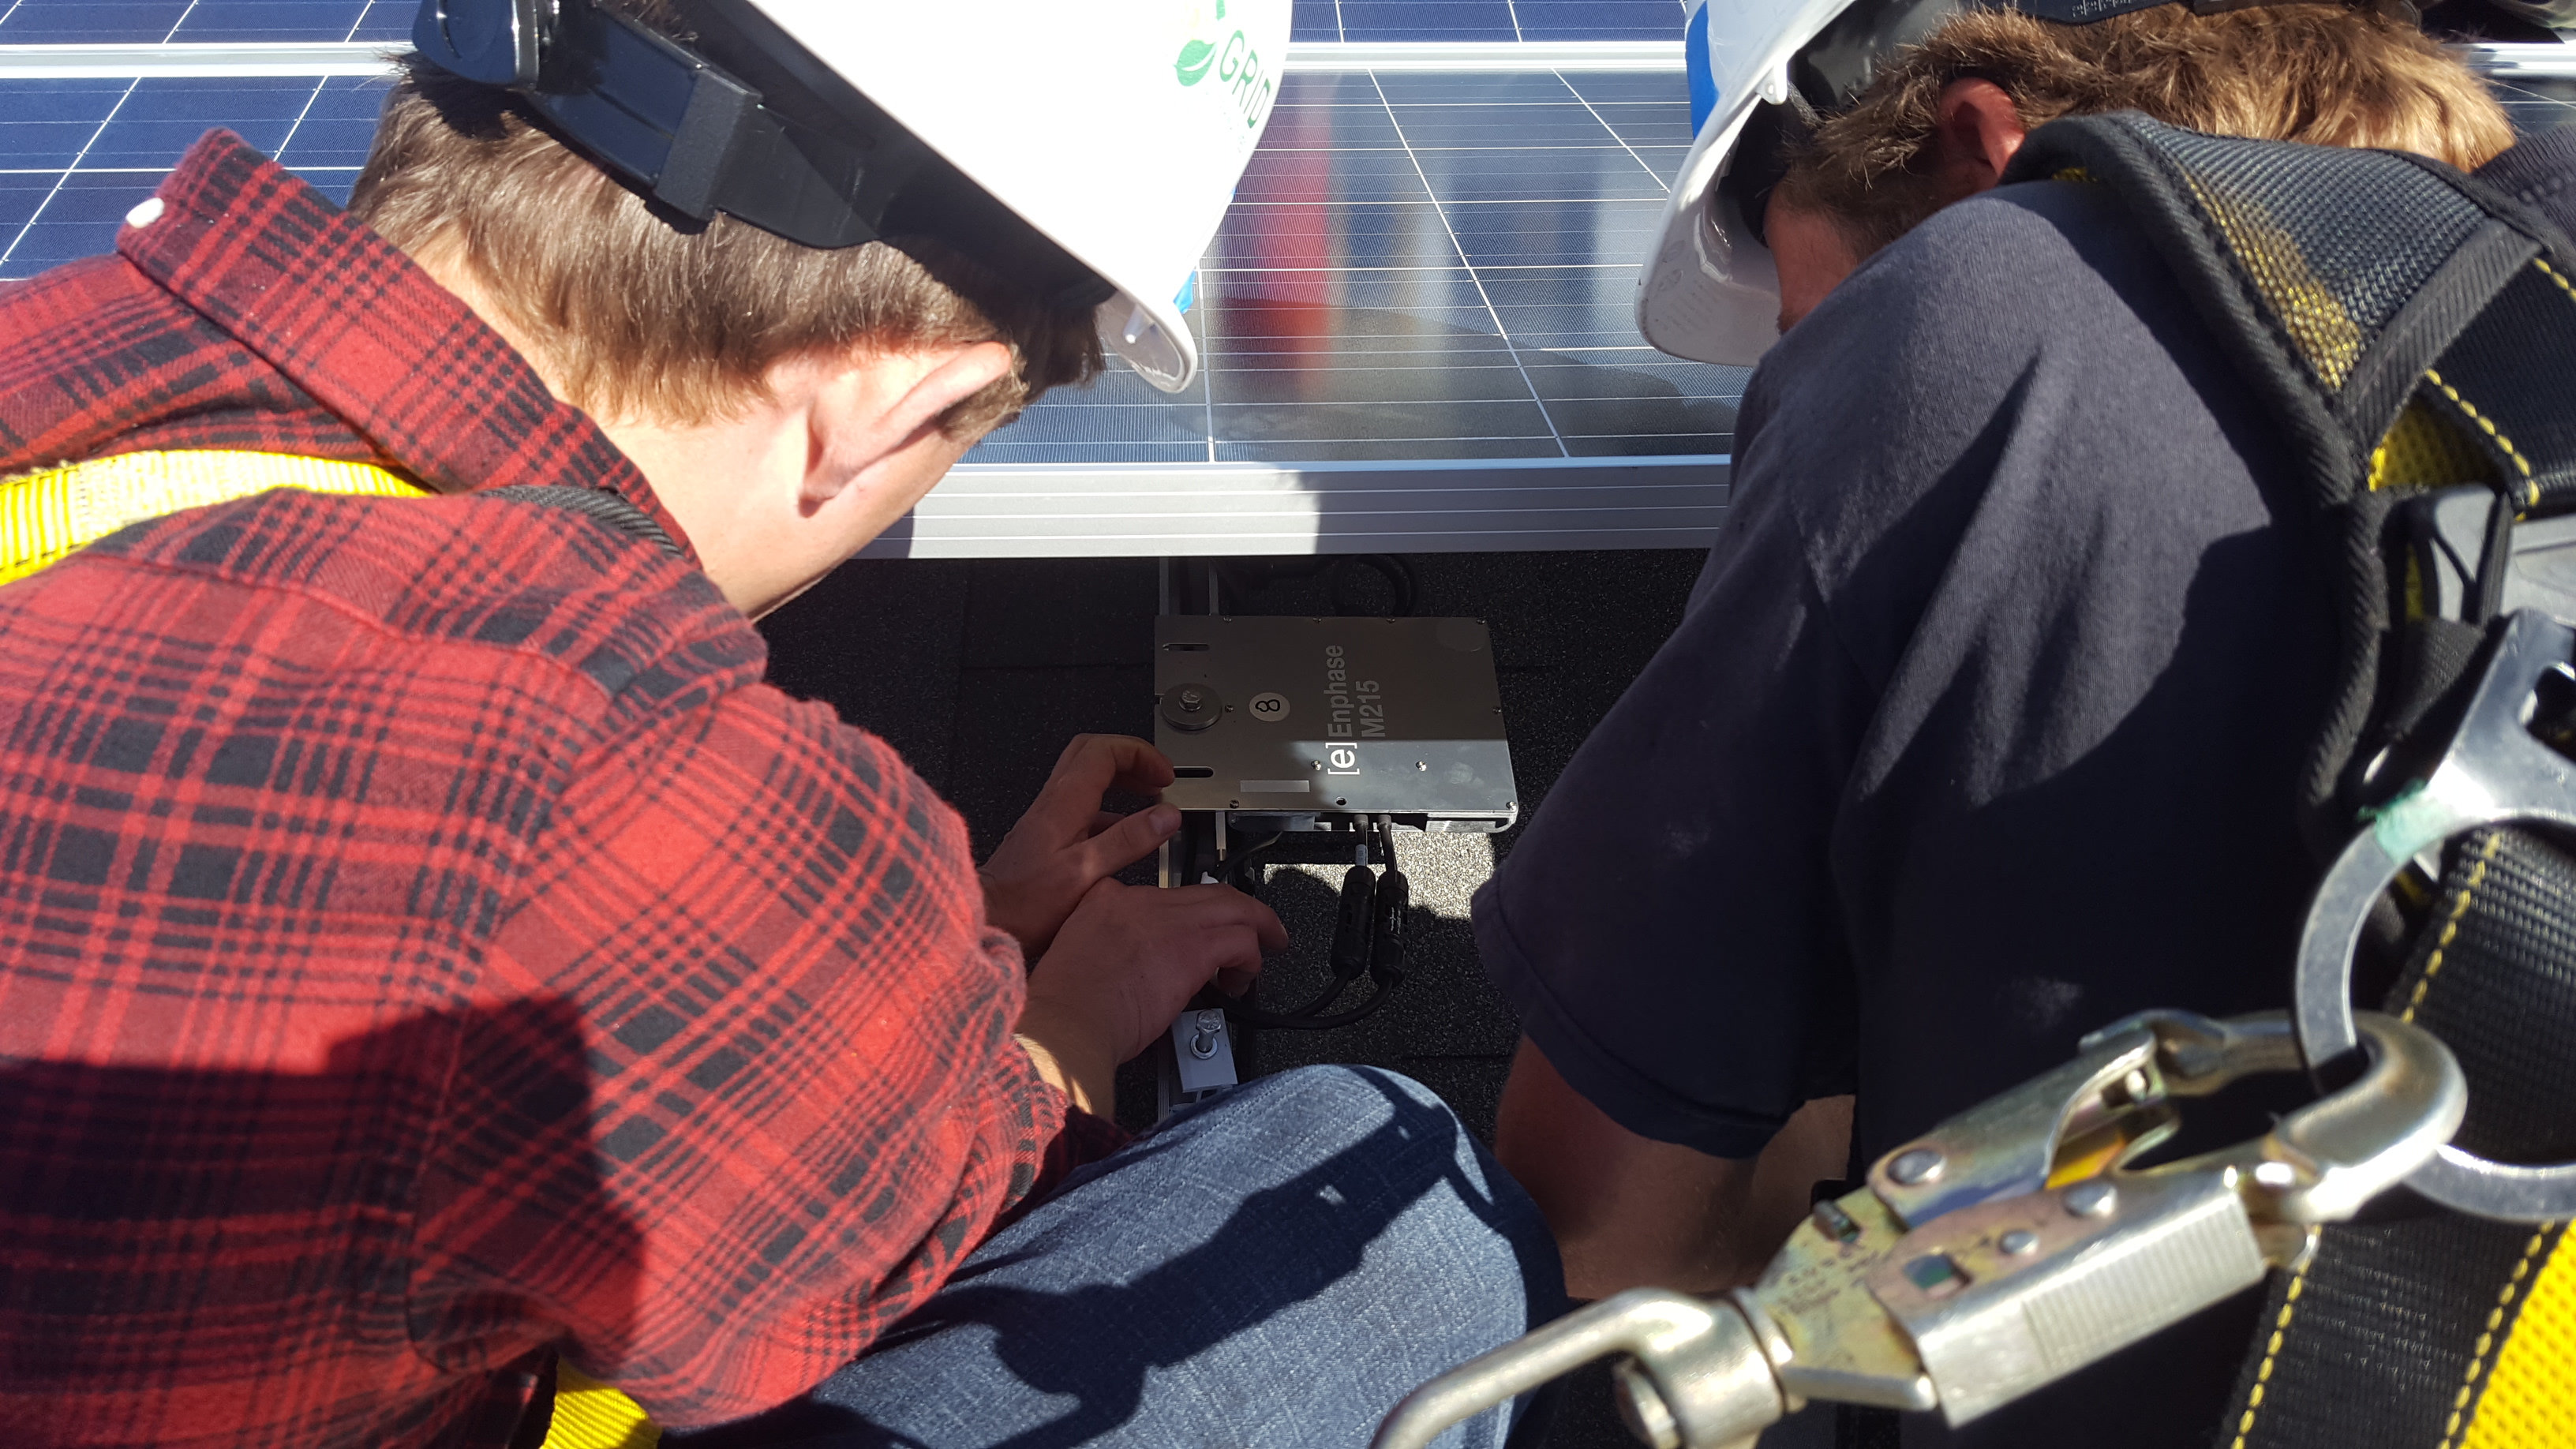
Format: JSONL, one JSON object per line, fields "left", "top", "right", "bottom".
{"left": 0, "top": 450, "right": 431, "bottom": 586}
{"left": 545, "top": 1362, "right": 661, "bottom": 1449}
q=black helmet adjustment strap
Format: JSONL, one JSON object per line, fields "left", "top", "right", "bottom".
{"left": 413, "top": 0, "right": 897, "bottom": 248}
{"left": 409, "top": 0, "right": 1116, "bottom": 309}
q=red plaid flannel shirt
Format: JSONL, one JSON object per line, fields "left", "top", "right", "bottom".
{"left": 0, "top": 132, "right": 1121, "bottom": 1448}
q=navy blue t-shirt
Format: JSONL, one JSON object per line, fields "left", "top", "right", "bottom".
{"left": 1474, "top": 176, "right": 2338, "bottom": 1443}
{"left": 1477, "top": 175, "right": 2329, "bottom": 1160}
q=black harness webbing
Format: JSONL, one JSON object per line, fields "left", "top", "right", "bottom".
{"left": 1995, "top": 114, "right": 2576, "bottom": 1449}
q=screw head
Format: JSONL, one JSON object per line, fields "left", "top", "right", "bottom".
{"left": 1415, "top": 761, "right": 1428, "bottom": 770}
{"left": 1999, "top": 1228, "right": 2039, "bottom": 1256}
{"left": 2062, "top": 1180, "right": 2118, "bottom": 1218}
{"left": 1889, "top": 1148, "right": 1945, "bottom": 1186}
{"left": 1178, "top": 687, "right": 1203, "bottom": 708}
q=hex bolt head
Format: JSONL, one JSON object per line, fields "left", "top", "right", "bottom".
{"left": 1999, "top": 1229, "right": 2039, "bottom": 1256}
{"left": 1889, "top": 1148, "right": 1945, "bottom": 1185}
{"left": 2062, "top": 1180, "right": 2118, "bottom": 1218}
{"left": 1178, "top": 688, "right": 1203, "bottom": 708}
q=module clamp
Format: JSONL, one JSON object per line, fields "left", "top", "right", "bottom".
{"left": 1153, "top": 615, "right": 1517, "bottom": 832}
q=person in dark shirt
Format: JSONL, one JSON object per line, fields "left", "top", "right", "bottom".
{"left": 1473, "top": 6, "right": 2537, "bottom": 1443}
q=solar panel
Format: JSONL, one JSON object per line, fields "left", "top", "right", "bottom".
{"left": 972, "top": 68, "right": 1734, "bottom": 472}
{"left": 0, "top": 73, "right": 384, "bottom": 274}
{"left": 2, "top": 15, "right": 2571, "bottom": 556}
{"left": 0, "top": 0, "right": 412, "bottom": 43}
{"left": 0, "top": 0, "right": 1688, "bottom": 46}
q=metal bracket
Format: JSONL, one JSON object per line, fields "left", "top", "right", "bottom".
{"left": 2293, "top": 608, "right": 2576, "bottom": 1221}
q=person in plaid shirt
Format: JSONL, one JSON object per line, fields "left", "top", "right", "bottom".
{"left": 0, "top": 8, "right": 1562, "bottom": 1447}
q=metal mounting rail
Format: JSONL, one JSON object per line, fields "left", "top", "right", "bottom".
{"left": 856, "top": 455, "right": 1734, "bottom": 560}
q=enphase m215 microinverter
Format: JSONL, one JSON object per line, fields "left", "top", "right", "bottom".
{"left": 1151, "top": 615, "right": 1517, "bottom": 833}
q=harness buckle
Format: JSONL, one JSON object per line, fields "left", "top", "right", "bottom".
{"left": 1370, "top": 1009, "right": 2463, "bottom": 1449}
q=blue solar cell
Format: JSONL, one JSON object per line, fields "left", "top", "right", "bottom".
{"left": 170, "top": 0, "right": 376, "bottom": 42}
{"left": 1512, "top": 0, "right": 1686, "bottom": 40}
{"left": 1291, "top": 0, "right": 1343, "bottom": 41}
{"left": 346, "top": 0, "right": 412, "bottom": 40}
{"left": 0, "top": 80, "right": 138, "bottom": 171}
{"left": 1337, "top": 2, "right": 1518, "bottom": 43}
{"left": 88, "top": 77, "right": 324, "bottom": 170}
{"left": 275, "top": 77, "right": 394, "bottom": 171}
{"left": 0, "top": 0, "right": 192, "bottom": 43}
{"left": 0, "top": 170, "right": 161, "bottom": 275}
{"left": 0, "top": 174, "right": 57, "bottom": 234}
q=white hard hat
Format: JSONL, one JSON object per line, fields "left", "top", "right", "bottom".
{"left": 1638, "top": 0, "right": 2447, "bottom": 368}
{"left": 1641, "top": 0, "right": 1999, "bottom": 368}
{"left": 411, "top": 0, "right": 1290, "bottom": 392}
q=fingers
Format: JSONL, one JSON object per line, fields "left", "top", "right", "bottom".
{"left": 1162, "top": 883, "right": 1289, "bottom": 957}
{"left": 1076, "top": 803, "right": 1181, "bottom": 877}
{"left": 1046, "top": 734, "right": 1174, "bottom": 800}
{"left": 1195, "top": 924, "right": 1269, "bottom": 987}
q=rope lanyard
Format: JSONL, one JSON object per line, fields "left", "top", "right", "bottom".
{"left": 0, "top": 450, "right": 432, "bottom": 586}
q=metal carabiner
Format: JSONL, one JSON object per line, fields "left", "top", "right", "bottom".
{"left": 1370, "top": 1009, "right": 2463, "bottom": 1449}
{"left": 2292, "top": 606, "right": 2576, "bottom": 1222}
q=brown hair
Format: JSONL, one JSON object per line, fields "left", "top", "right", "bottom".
{"left": 348, "top": 60, "right": 1104, "bottom": 434}
{"left": 1773, "top": 5, "right": 2518, "bottom": 260}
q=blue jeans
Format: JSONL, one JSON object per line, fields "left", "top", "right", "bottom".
{"left": 666, "top": 1065, "right": 1565, "bottom": 1448}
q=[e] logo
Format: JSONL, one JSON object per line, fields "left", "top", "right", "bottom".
{"left": 1327, "top": 745, "right": 1359, "bottom": 775}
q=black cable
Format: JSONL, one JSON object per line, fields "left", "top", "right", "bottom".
{"left": 1204, "top": 815, "right": 1409, "bottom": 1032}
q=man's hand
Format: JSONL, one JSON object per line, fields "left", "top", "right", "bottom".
{"left": 1016, "top": 878, "right": 1286, "bottom": 1113}
{"left": 981, "top": 734, "right": 1181, "bottom": 958}
{"left": 1496, "top": 1036, "right": 1852, "bottom": 1300}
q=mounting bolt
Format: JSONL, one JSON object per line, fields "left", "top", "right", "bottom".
{"left": 1889, "top": 1148, "right": 1945, "bottom": 1185}
{"left": 1415, "top": 761, "right": 1428, "bottom": 770}
{"left": 1999, "top": 1229, "right": 2039, "bottom": 1256}
{"left": 1189, "top": 1009, "right": 1225, "bottom": 1060}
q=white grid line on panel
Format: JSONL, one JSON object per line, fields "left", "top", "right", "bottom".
{"left": 345, "top": 1, "right": 391, "bottom": 42}
{"left": 0, "top": 76, "right": 140, "bottom": 272}
{"left": 161, "top": 1, "right": 205, "bottom": 43}
{"left": 1367, "top": 68, "right": 1568, "bottom": 457}
{"left": 1552, "top": 71, "right": 1670, "bottom": 191}
{"left": 268, "top": 75, "right": 330, "bottom": 164}
{"left": 1506, "top": 2, "right": 1526, "bottom": 42}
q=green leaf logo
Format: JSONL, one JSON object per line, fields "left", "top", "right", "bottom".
{"left": 1175, "top": 36, "right": 1215, "bottom": 85}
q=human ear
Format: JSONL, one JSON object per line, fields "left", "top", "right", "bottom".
{"left": 800, "top": 340, "right": 1015, "bottom": 507}
{"left": 1928, "top": 78, "right": 2029, "bottom": 204}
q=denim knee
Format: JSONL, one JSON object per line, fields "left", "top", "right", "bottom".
{"left": 1202, "top": 1065, "right": 1562, "bottom": 1297}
